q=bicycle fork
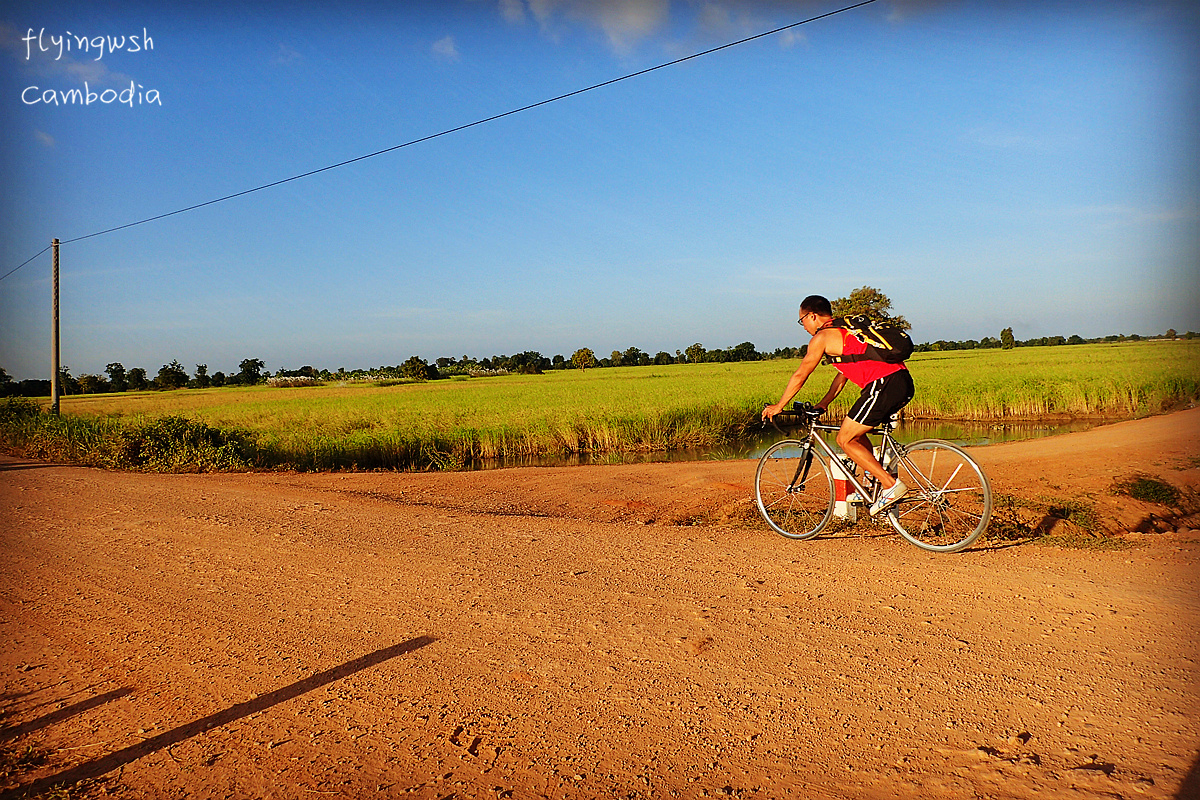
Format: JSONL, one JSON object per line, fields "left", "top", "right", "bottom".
{"left": 787, "top": 445, "right": 815, "bottom": 493}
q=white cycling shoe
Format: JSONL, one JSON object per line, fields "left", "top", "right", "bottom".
{"left": 870, "top": 480, "right": 908, "bottom": 517}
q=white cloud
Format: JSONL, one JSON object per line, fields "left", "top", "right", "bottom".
{"left": 887, "top": 0, "right": 954, "bottom": 24}
{"left": 432, "top": 35, "right": 460, "bottom": 61}
{"left": 590, "top": 0, "right": 671, "bottom": 53}
{"left": 272, "top": 43, "right": 302, "bottom": 66}
{"left": 499, "top": 0, "right": 527, "bottom": 24}
{"left": 504, "top": 0, "right": 670, "bottom": 53}
{"left": 498, "top": 0, "right": 838, "bottom": 56}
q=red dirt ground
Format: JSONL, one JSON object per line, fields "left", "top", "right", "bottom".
{"left": 2, "top": 408, "right": 1199, "bottom": 799}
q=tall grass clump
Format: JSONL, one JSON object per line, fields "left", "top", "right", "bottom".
{"left": 903, "top": 341, "right": 1200, "bottom": 420}
{"left": 46, "top": 363, "right": 774, "bottom": 471}
{"left": 249, "top": 400, "right": 758, "bottom": 471}
{"left": 0, "top": 398, "right": 257, "bottom": 471}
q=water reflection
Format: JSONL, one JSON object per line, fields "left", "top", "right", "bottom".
{"left": 465, "top": 418, "right": 1119, "bottom": 471}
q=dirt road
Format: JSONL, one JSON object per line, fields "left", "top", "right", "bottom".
{"left": 2, "top": 409, "right": 1199, "bottom": 799}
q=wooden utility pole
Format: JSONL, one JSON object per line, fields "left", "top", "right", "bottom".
{"left": 51, "top": 238, "right": 60, "bottom": 415}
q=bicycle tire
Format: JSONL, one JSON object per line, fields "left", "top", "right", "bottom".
{"left": 755, "top": 440, "right": 835, "bottom": 540}
{"left": 885, "top": 439, "right": 991, "bottom": 553}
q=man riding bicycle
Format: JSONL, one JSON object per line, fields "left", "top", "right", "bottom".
{"left": 761, "top": 294, "right": 915, "bottom": 516}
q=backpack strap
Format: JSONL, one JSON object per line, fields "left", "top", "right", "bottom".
{"left": 822, "top": 323, "right": 853, "bottom": 365}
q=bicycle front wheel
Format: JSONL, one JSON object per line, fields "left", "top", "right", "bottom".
{"left": 886, "top": 439, "right": 991, "bottom": 553}
{"left": 755, "top": 440, "right": 835, "bottom": 540}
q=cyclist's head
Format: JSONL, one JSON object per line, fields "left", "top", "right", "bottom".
{"left": 800, "top": 295, "right": 832, "bottom": 318}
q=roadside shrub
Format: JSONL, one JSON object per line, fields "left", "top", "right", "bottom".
{"left": 1, "top": 404, "right": 120, "bottom": 464}
{"left": 0, "top": 396, "right": 41, "bottom": 423}
{"left": 1112, "top": 474, "right": 1182, "bottom": 507}
{"left": 0, "top": 404, "right": 259, "bottom": 472}
{"left": 111, "top": 416, "right": 258, "bottom": 471}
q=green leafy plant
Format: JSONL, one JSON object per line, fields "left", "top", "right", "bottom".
{"left": 110, "top": 416, "right": 258, "bottom": 471}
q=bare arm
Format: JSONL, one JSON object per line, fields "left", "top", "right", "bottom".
{"left": 761, "top": 331, "right": 835, "bottom": 420}
{"left": 814, "top": 372, "right": 848, "bottom": 412}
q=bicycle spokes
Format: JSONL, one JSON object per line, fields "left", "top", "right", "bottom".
{"left": 754, "top": 441, "right": 834, "bottom": 540}
{"left": 887, "top": 440, "right": 991, "bottom": 553}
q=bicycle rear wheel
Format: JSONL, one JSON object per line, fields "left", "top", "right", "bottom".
{"left": 886, "top": 439, "right": 991, "bottom": 553}
{"left": 755, "top": 440, "right": 834, "bottom": 540}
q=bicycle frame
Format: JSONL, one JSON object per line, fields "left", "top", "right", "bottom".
{"left": 784, "top": 417, "right": 974, "bottom": 516}
{"left": 790, "top": 420, "right": 894, "bottom": 507}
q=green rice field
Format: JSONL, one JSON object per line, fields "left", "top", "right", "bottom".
{"left": 8, "top": 340, "right": 1200, "bottom": 471}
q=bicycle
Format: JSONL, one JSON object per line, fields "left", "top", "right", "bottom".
{"left": 754, "top": 402, "right": 992, "bottom": 553}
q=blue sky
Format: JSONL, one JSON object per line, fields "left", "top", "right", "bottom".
{"left": 1, "top": 0, "right": 1197, "bottom": 380}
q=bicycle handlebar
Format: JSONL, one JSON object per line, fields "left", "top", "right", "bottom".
{"left": 763, "top": 401, "right": 824, "bottom": 434}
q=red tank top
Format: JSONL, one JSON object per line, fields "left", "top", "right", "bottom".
{"left": 830, "top": 328, "right": 906, "bottom": 388}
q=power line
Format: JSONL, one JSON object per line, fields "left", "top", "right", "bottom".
{"left": 0, "top": 245, "right": 51, "bottom": 282}
{"left": 1, "top": 0, "right": 878, "bottom": 281}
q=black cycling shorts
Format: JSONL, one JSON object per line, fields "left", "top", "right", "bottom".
{"left": 847, "top": 369, "right": 914, "bottom": 427}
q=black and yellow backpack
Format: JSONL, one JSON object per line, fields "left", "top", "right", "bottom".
{"left": 824, "top": 315, "right": 914, "bottom": 365}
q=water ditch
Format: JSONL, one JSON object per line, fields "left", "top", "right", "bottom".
{"left": 461, "top": 417, "right": 1122, "bottom": 471}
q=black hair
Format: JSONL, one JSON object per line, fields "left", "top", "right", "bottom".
{"left": 800, "top": 295, "right": 832, "bottom": 317}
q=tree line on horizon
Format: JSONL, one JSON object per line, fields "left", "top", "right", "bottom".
{"left": 1, "top": 286, "right": 1192, "bottom": 397}
{"left": 2, "top": 329, "right": 1191, "bottom": 399}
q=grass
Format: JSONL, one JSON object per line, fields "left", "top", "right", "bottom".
{"left": 986, "top": 492, "right": 1134, "bottom": 550}
{"left": 0, "top": 399, "right": 257, "bottom": 471}
{"left": 0, "top": 740, "right": 90, "bottom": 799}
{"left": 0, "top": 742, "right": 46, "bottom": 781}
{"left": 29, "top": 363, "right": 772, "bottom": 471}
{"left": 1111, "top": 473, "right": 1183, "bottom": 507}
{"left": 904, "top": 340, "right": 1200, "bottom": 419}
{"left": 4, "top": 340, "right": 1199, "bottom": 472}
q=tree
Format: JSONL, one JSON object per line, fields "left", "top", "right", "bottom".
{"left": 127, "top": 367, "right": 148, "bottom": 391}
{"left": 685, "top": 343, "right": 706, "bottom": 364}
{"left": 157, "top": 360, "right": 189, "bottom": 390}
{"left": 621, "top": 346, "right": 650, "bottom": 367}
{"left": 571, "top": 348, "right": 597, "bottom": 371}
{"left": 831, "top": 286, "right": 910, "bottom": 331}
{"left": 1000, "top": 327, "right": 1016, "bottom": 350}
{"left": 238, "top": 358, "right": 266, "bottom": 385}
{"left": 730, "top": 342, "right": 759, "bottom": 362}
{"left": 194, "top": 364, "right": 211, "bottom": 389}
{"left": 508, "top": 351, "right": 546, "bottom": 374}
{"left": 78, "top": 374, "right": 109, "bottom": 394}
{"left": 609, "top": 350, "right": 623, "bottom": 367}
{"left": 400, "top": 355, "right": 433, "bottom": 381}
{"left": 105, "top": 363, "right": 128, "bottom": 393}
{"left": 0, "top": 367, "right": 13, "bottom": 397}
{"left": 57, "top": 367, "right": 79, "bottom": 395}
{"left": 653, "top": 351, "right": 673, "bottom": 365}
{"left": 1166, "top": 328, "right": 1177, "bottom": 339}
{"left": 211, "top": 371, "right": 226, "bottom": 387}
